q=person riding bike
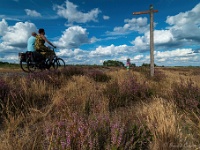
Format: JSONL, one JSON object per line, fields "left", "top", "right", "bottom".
{"left": 26, "top": 32, "right": 43, "bottom": 62}
{"left": 27, "top": 32, "right": 37, "bottom": 52}
{"left": 35, "top": 28, "right": 56, "bottom": 62}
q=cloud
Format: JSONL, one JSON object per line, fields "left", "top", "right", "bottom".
{"left": 1, "top": 20, "right": 37, "bottom": 48}
{"left": 154, "top": 48, "right": 197, "bottom": 65}
{"left": 155, "top": 48, "right": 194, "bottom": 58}
{"left": 0, "top": 19, "right": 8, "bottom": 36}
{"left": 131, "top": 35, "right": 149, "bottom": 52}
{"left": 25, "top": 9, "right": 41, "bottom": 17}
{"left": 131, "top": 29, "right": 174, "bottom": 51}
{"left": 107, "top": 17, "right": 148, "bottom": 35}
{"left": 103, "top": 15, "right": 110, "bottom": 20}
{"left": 54, "top": 26, "right": 90, "bottom": 48}
{"left": 133, "top": 54, "right": 144, "bottom": 60}
{"left": 166, "top": 3, "right": 200, "bottom": 42}
{"left": 130, "top": 3, "right": 200, "bottom": 53}
{"left": 53, "top": 0, "right": 101, "bottom": 23}
{"left": 89, "top": 44, "right": 134, "bottom": 58}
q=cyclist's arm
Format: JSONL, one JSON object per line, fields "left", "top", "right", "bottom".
{"left": 41, "top": 35, "right": 56, "bottom": 48}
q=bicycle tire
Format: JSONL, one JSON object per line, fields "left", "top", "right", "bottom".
{"left": 45, "top": 59, "right": 57, "bottom": 71}
{"left": 55, "top": 58, "right": 65, "bottom": 70}
{"left": 27, "top": 58, "right": 39, "bottom": 72}
{"left": 20, "top": 60, "right": 29, "bottom": 72}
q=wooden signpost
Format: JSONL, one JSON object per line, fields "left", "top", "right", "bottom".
{"left": 133, "top": 5, "right": 158, "bottom": 77}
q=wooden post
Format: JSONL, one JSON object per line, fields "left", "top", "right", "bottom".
{"left": 133, "top": 5, "right": 158, "bottom": 77}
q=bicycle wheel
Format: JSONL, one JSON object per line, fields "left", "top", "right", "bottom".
{"left": 20, "top": 60, "right": 29, "bottom": 72}
{"left": 27, "top": 58, "right": 39, "bottom": 72}
{"left": 55, "top": 58, "right": 65, "bottom": 70}
{"left": 45, "top": 59, "right": 57, "bottom": 71}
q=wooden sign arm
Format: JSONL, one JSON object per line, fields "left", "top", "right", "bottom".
{"left": 133, "top": 10, "right": 158, "bottom": 15}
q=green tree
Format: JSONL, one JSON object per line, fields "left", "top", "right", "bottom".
{"left": 103, "top": 60, "right": 124, "bottom": 67}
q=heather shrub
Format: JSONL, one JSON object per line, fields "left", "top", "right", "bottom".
{"left": 27, "top": 70, "right": 62, "bottom": 88}
{"left": 0, "top": 78, "right": 10, "bottom": 103}
{"left": 104, "top": 77, "right": 153, "bottom": 111}
{"left": 86, "top": 70, "right": 111, "bottom": 82}
{"left": 0, "top": 78, "right": 10, "bottom": 123}
{"left": 45, "top": 113, "right": 152, "bottom": 150}
{"left": 134, "top": 67, "right": 166, "bottom": 82}
{"left": 151, "top": 69, "right": 167, "bottom": 82}
{"left": 191, "top": 68, "right": 200, "bottom": 76}
{"left": 61, "top": 66, "right": 84, "bottom": 78}
{"left": 134, "top": 66, "right": 149, "bottom": 76}
{"left": 172, "top": 78, "right": 200, "bottom": 114}
{"left": 1, "top": 78, "right": 53, "bottom": 116}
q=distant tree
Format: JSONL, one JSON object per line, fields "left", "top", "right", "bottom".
{"left": 103, "top": 60, "right": 124, "bottom": 67}
{"left": 0, "top": 61, "right": 9, "bottom": 65}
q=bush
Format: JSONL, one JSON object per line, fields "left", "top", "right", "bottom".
{"left": 61, "top": 66, "right": 84, "bottom": 78}
{"left": 86, "top": 70, "right": 111, "bottom": 82}
{"left": 45, "top": 113, "right": 152, "bottom": 150}
{"left": 151, "top": 70, "right": 167, "bottom": 82}
{"left": 104, "top": 77, "right": 153, "bottom": 111}
{"left": 27, "top": 70, "right": 62, "bottom": 88}
{"left": 0, "top": 78, "right": 10, "bottom": 103}
{"left": 172, "top": 78, "right": 200, "bottom": 114}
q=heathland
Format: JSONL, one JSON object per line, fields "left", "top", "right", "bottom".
{"left": 0, "top": 66, "right": 200, "bottom": 150}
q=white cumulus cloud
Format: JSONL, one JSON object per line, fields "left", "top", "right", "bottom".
{"left": 25, "top": 9, "right": 41, "bottom": 17}
{"left": 1, "top": 20, "right": 37, "bottom": 48}
{"left": 54, "top": 26, "right": 89, "bottom": 48}
{"left": 166, "top": 3, "right": 200, "bottom": 42}
{"left": 0, "top": 19, "right": 8, "bottom": 36}
{"left": 89, "top": 44, "right": 133, "bottom": 58}
{"left": 107, "top": 17, "right": 148, "bottom": 35}
{"left": 53, "top": 0, "right": 101, "bottom": 23}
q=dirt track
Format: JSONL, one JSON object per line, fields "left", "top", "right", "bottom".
{"left": 0, "top": 68, "right": 27, "bottom": 77}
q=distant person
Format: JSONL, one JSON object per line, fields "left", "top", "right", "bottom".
{"left": 35, "top": 28, "right": 56, "bottom": 60}
{"left": 126, "top": 58, "right": 131, "bottom": 70}
{"left": 27, "top": 32, "right": 37, "bottom": 51}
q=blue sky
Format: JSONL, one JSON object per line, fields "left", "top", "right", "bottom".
{"left": 0, "top": 0, "right": 200, "bottom": 66}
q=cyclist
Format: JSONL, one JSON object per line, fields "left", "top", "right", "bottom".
{"left": 27, "top": 32, "right": 37, "bottom": 51}
{"left": 35, "top": 28, "right": 56, "bottom": 61}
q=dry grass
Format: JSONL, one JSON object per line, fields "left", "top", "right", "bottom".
{"left": 0, "top": 67, "right": 200, "bottom": 149}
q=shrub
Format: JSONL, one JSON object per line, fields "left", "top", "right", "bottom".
{"left": 0, "top": 78, "right": 10, "bottom": 103}
{"left": 172, "top": 78, "right": 200, "bottom": 114}
{"left": 61, "top": 66, "right": 84, "bottom": 78}
{"left": 45, "top": 113, "right": 152, "bottom": 150}
{"left": 27, "top": 70, "right": 62, "bottom": 88}
{"left": 151, "top": 70, "right": 167, "bottom": 82}
{"left": 104, "top": 77, "right": 153, "bottom": 111}
{"left": 86, "top": 70, "right": 111, "bottom": 82}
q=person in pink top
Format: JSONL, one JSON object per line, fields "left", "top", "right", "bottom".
{"left": 126, "top": 58, "right": 131, "bottom": 70}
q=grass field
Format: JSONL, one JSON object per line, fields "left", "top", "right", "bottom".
{"left": 0, "top": 66, "right": 200, "bottom": 150}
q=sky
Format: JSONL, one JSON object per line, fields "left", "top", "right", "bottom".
{"left": 0, "top": 0, "right": 200, "bottom": 66}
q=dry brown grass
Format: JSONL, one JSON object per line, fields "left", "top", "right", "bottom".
{"left": 0, "top": 67, "right": 200, "bottom": 149}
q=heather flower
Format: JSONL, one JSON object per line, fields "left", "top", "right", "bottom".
{"left": 44, "top": 112, "right": 152, "bottom": 149}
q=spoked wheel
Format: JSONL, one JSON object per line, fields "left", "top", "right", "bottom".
{"left": 27, "top": 59, "right": 41, "bottom": 72}
{"left": 46, "top": 59, "right": 57, "bottom": 71}
{"left": 55, "top": 58, "right": 65, "bottom": 70}
{"left": 20, "top": 60, "right": 29, "bottom": 72}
